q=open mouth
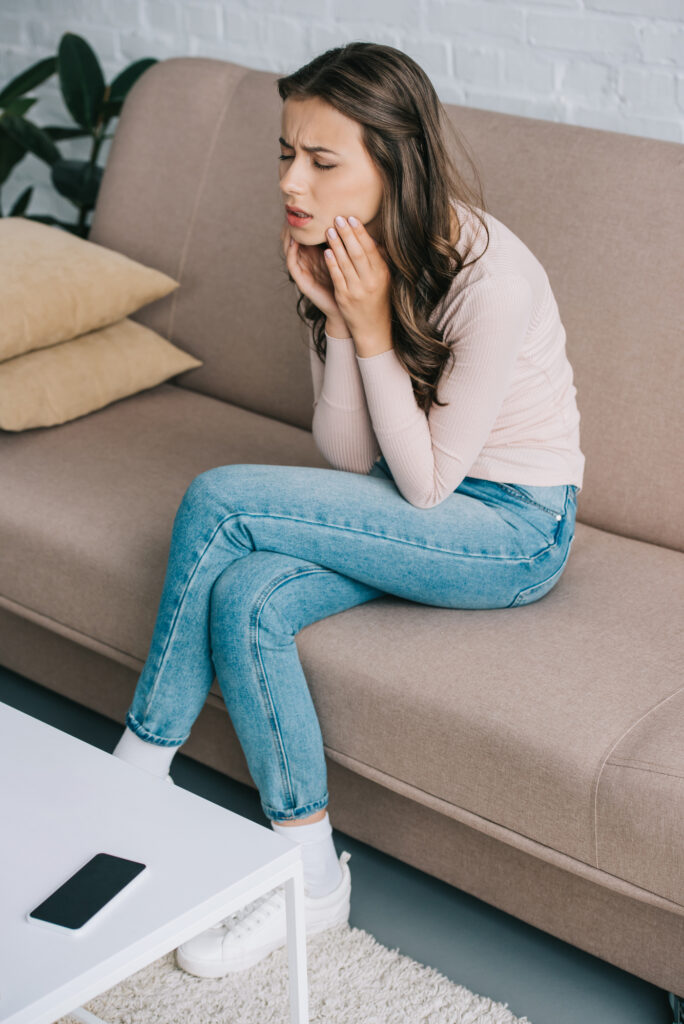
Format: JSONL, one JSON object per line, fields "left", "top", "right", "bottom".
{"left": 287, "top": 211, "right": 312, "bottom": 221}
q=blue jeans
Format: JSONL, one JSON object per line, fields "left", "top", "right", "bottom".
{"left": 126, "top": 455, "right": 578, "bottom": 822}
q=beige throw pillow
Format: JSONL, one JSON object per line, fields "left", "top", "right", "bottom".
{"left": 0, "top": 318, "right": 203, "bottom": 431}
{"left": 0, "top": 217, "right": 180, "bottom": 361}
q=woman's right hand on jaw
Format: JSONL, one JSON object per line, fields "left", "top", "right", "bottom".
{"left": 281, "top": 221, "right": 350, "bottom": 332}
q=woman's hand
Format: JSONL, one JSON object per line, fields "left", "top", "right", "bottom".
{"left": 322, "top": 216, "right": 393, "bottom": 341}
{"left": 281, "top": 221, "right": 350, "bottom": 330}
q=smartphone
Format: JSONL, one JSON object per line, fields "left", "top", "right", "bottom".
{"left": 26, "top": 853, "right": 147, "bottom": 934}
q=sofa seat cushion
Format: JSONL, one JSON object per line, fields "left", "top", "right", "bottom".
{"left": 1, "top": 383, "right": 682, "bottom": 906}
{"left": 296, "top": 526, "right": 684, "bottom": 907}
{"left": 0, "top": 382, "right": 329, "bottom": 658}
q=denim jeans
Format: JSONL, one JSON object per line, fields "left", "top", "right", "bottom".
{"left": 126, "top": 454, "right": 578, "bottom": 822}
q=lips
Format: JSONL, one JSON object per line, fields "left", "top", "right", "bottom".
{"left": 286, "top": 206, "right": 311, "bottom": 216}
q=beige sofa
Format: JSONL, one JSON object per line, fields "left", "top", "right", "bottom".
{"left": 1, "top": 56, "right": 683, "bottom": 1012}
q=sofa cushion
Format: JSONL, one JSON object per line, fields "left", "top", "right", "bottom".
{"left": 0, "top": 218, "right": 179, "bottom": 361}
{"left": 0, "top": 382, "right": 329, "bottom": 657}
{"left": 1, "top": 385, "right": 682, "bottom": 906}
{"left": 596, "top": 687, "right": 684, "bottom": 906}
{"left": 0, "top": 318, "right": 202, "bottom": 431}
{"left": 303, "top": 530, "right": 684, "bottom": 908}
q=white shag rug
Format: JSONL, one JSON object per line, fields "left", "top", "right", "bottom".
{"left": 57, "top": 922, "right": 533, "bottom": 1024}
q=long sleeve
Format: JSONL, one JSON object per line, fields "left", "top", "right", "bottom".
{"left": 308, "top": 325, "right": 380, "bottom": 474}
{"left": 355, "top": 274, "right": 535, "bottom": 509}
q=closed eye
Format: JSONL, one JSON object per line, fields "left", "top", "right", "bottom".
{"left": 278, "top": 155, "right": 335, "bottom": 171}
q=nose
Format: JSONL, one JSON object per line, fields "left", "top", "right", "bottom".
{"left": 280, "top": 177, "right": 299, "bottom": 198}
{"left": 279, "top": 163, "right": 309, "bottom": 194}
{"left": 280, "top": 175, "right": 301, "bottom": 195}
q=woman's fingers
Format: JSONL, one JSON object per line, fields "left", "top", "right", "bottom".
{"left": 325, "top": 225, "right": 360, "bottom": 289}
{"left": 282, "top": 228, "right": 340, "bottom": 316}
{"left": 289, "top": 240, "right": 322, "bottom": 297}
{"left": 328, "top": 218, "right": 372, "bottom": 279}
{"left": 285, "top": 237, "right": 304, "bottom": 286}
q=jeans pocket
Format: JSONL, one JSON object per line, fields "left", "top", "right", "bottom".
{"left": 497, "top": 483, "right": 569, "bottom": 522}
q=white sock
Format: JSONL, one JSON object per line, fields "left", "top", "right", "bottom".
{"left": 112, "top": 725, "right": 177, "bottom": 778}
{"left": 270, "top": 812, "right": 343, "bottom": 899}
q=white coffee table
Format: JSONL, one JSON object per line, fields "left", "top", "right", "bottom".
{"left": 0, "top": 700, "right": 309, "bottom": 1024}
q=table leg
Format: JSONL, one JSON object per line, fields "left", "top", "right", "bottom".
{"left": 69, "top": 1009, "right": 110, "bottom": 1023}
{"left": 284, "top": 859, "right": 310, "bottom": 1024}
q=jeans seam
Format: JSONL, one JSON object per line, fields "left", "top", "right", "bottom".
{"left": 250, "top": 565, "right": 333, "bottom": 817}
{"left": 508, "top": 533, "right": 574, "bottom": 607}
{"left": 221, "top": 510, "right": 558, "bottom": 561}
{"left": 263, "top": 796, "right": 330, "bottom": 822}
{"left": 497, "top": 482, "right": 568, "bottom": 519}
{"left": 125, "top": 710, "right": 188, "bottom": 746}
{"left": 141, "top": 512, "right": 241, "bottom": 722}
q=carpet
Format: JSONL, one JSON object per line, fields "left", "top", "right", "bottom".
{"left": 58, "top": 922, "right": 533, "bottom": 1023}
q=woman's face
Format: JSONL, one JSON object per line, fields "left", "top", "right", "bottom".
{"left": 279, "top": 96, "right": 385, "bottom": 247}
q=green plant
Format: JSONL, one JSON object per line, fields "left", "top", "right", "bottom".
{"left": 0, "top": 31, "right": 157, "bottom": 237}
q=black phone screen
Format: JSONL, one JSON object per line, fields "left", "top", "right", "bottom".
{"left": 28, "top": 853, "right": 147, "bottom": 930}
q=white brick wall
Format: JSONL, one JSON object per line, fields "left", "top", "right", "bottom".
{"left": 1, "top": 0, "right": 682, "bottom": 221}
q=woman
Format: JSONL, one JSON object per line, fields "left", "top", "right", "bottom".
{"left": 113, "top": 42, "right": 584, "bottom": 978}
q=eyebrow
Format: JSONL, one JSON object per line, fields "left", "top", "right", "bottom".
{"left": 278, "top": 136, "right": 341, "bottom": 157}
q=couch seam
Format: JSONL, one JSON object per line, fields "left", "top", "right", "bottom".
{"left": 323, "top": 744, "right": 684, "bottom": 913}
{"left": 0, "top": 592, "right": 143, "bottom": 668}
{"left": 605, "top": 759, "right": 684, "bottom": 780}
{"left": 593, "top": 683, "right": 684, "bottom": 870}
{"left": 165, "top": 66, "right": 250, "bottom": 343}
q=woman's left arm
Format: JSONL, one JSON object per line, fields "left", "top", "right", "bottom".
{"left": 355, "top": 273, "right": 535, "bottom": 509}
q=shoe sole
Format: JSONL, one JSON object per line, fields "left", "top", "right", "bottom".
{"left": 176, "top": 853, "right": 351, "bottom": 977}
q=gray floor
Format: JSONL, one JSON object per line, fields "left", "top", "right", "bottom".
{"left": 0, "top": 665, "right": 676, "bottom": 1024}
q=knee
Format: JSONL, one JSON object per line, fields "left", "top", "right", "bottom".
{"left": 176, "top": 467, "right": 237, "bottom": 526}
{"left": 180, "top": 464, "right": 262, "bottom": 514}
{"left": 182, "top": 466, "right": 226, "bottom": 506}
{"left": 210, "top": 550, "right": 310, "bottom": 638}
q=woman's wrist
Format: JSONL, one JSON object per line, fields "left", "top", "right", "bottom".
{"left": 325, "top": 316, "right": 352, "bottom": 340}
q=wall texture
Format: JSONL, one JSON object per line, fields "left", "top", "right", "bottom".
{"left": 1, "top": 0, "right": 682, "bottom": 222}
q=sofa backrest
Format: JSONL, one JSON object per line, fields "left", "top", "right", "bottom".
{"left": 88, "top": 56, "right": 683, "bottom": 552}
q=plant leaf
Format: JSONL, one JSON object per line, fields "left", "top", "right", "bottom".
{"left": 22, "top": 213, "right": 89, "bottom": 237}
{"left": 57, "top": 32, "right": 105, "bottom": 130}
{"left": 51, "top": 157, "right": 102, "bottom": 205}
{"left": 0, "top": 56, "right": 57, "bottom": 106}
{"left": 8, "top": 185, "right": 33, "bottom": 215}
{"left": 1, "top": 115, "right": 61, "bottom": 165}
{"left": 41, "top": 124, "right": 92, "bottom": 140}
{"left": 1, "top": 96, "right": 37, "bottom": 117}
{"left": 108, "top": 58, "right": 157, "bottom": 103}
{"left": 0, "top": 123, "right": 27, "bottom": 185}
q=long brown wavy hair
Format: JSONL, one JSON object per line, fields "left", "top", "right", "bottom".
{"left": 276, "top": 42, "right": 490, "bottom": 415}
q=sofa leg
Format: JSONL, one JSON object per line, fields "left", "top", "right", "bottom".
{"left": 669, "top": 991, "right": 684, "bottom": 1023}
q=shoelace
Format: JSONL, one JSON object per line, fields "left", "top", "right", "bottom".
{"left": 226, "top": 887, "right": 286, "bottom": 938}
{"left": 210, "top": 850, "right": 351, "bottom": 935}
{"left": 206, "top": 886, "right": 284, "bottom": 932}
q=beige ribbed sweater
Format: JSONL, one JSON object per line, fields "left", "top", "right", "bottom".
{"left": 308, "top": 200, "right": 585, "bottom": 509}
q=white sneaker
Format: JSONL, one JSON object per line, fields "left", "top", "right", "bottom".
{"left": 175, "top": 850, "right": 352, "bottom": 977}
